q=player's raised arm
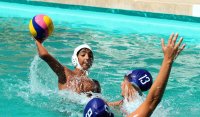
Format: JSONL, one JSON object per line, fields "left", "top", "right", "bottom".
{"left": 128, "top": 33, "right": 186, "bottom": 117}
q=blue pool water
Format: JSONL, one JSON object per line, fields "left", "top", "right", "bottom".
{"left": 0, "top": 1, "right": 200, "bottom": 117}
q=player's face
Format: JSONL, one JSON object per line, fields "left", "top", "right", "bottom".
{"left": 77, "top": 48, "right": 93, "bottom": 70}
{"left": 121, "top": 77, "right": 129, "bottom": 97}
{"left": 121, "top": 77, "right": 138, "bottom": 98}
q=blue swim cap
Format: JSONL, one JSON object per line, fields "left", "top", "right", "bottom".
{"left": 84, "top": 98, "right": 114, "bottom": 117}
{"left": 126, "top": 69, "right": 153, "bottom": 92}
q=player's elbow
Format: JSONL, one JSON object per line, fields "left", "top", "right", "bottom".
{"left": 39, "top": 52, "right": 49, "bottom": 60}
{"left": 92, "top": 79, "right": 101, "bottom": 93}
{"left": 151, "top": 88, "right": 163, "bottom": 107}
{"left": 147, "top": 94, "right": 162, "bottom": 112}
{"left": 154, "top": 96, "right": 162, "bottom": 105}
{"left": 150, "top": 96, "right": 162, "bottom": 110}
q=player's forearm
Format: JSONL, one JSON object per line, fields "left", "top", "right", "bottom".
{"left": 35, "top": 41, "right": 49, "bottom": 59}
{"left": 108, "top": 100, "right": 122, "bottom": 106}
{"left": 146, "top": 59, "right": 172, "bottom": 109}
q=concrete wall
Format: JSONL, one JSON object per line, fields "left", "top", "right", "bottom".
{"left": 41, "top": 0, "right": 200, "bottom": 17}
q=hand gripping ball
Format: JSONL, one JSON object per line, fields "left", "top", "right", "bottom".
{"left": 29, "top": 14, "right": 54, "bottom": 41}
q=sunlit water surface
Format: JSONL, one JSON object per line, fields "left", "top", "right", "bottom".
{"left": 0, "top": 1, "right": 200, "bottom": 117}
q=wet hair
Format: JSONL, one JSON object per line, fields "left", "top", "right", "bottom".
{"left": 123, "top": 75, "right": 143, "bottom": 96}
{"left": 124, "top": 75, "right": 129, "bottom": 81}
{"left": 92, "top": 79, "right": 101, "bottom": 93}
{"left": 85, "top": 79, "right": 101, "bottom": 97}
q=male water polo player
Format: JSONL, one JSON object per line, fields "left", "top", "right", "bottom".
{"left": 108, "top": 69, "right": 153, "bottom": 112}
{"left": 84, "top": 98, "right": 114, "bottom": 117}
{"left": 34, "top": 39, "right": 101, "bottom": 93}
{"left": 84, "top": 33, "right": 186, "bottom": 117}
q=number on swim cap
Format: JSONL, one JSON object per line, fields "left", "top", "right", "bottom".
{"left": 127, "top": 69, "right": 153, "bottom": 92}
{"left": 85, "top": 108, "right": 92, "bottom": 117}
{"left": 138, "top": 74, "right": 151, "bottom": 85}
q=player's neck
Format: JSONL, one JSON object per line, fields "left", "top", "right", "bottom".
{"left": 74, "top": 68, "right": 87, "bottom": 77}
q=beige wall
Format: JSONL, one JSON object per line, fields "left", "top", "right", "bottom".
{"left": 41, "top": 0, "right": 200, "bottom": 17}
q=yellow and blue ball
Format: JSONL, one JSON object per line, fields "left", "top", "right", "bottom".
{"left": 29, "top": 14, "right": 54, "bottom": 41}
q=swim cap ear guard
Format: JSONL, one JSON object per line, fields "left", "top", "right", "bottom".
{"left": 84, "top": 98, "right": 114, "bottom": 117}
{"left": 126, "top": 69, "right": 153, "bottom": 94}
{"left": 71, "top": 44, "right": 92, "bottom": 71}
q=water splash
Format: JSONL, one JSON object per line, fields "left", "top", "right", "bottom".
{"left": 27, "top": 55, "right": 104, "bottom": 116}
{"left": 121, "top": 93, "right": 167, "bottom": 117}
{"left": 121, "top": 93, "right": 145, "bottom": 115}
{"left": 29, "top": 55, "right": 55, "bottom": 95}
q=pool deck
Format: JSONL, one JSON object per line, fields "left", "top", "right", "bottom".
{"left": 40, "top": 0, "right": 200, "bottom": 17}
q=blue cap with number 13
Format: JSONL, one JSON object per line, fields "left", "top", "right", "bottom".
{"left": 126, "top": 69, "right": 153, "bottom": 92}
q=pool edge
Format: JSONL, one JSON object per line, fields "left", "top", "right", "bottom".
{"left": 1, "top": 0, "right": 200, "bottom": 23}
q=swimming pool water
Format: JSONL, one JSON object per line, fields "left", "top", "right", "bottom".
{"left": 0, "top": 1, "right": 200, "bottom": 117}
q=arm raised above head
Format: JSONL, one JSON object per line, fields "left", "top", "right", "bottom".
{"left": 128, "top": 33, "right": 186, "bottom": 117}
{"left": 35, "top": 40, "right": 67, "bottom": 84}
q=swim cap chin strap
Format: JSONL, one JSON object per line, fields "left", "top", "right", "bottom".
{"left": 72, "top": 44, "right": 92, "bottom": 75}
